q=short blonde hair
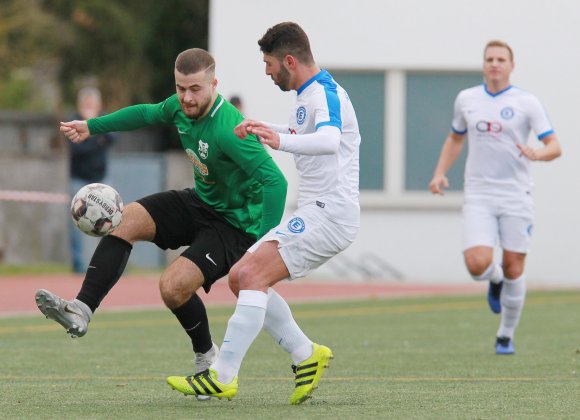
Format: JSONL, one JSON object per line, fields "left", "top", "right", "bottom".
{"left": 175, "top": 48, "right": 215, "bottom": 77}
{"left": 484, "top": 40, "right": 514, "bottom": 61}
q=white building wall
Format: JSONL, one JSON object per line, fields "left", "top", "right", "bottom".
{"left": 209, "top": 0, "right": 580, "bottom": 285}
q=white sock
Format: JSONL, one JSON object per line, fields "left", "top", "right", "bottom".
{"left": 472, "top": 263, "right": 504, "bottom": 284}
{"left": 496, "top": 274, "right": 526, "bottom": 339}
{"left": 263, "top": 288, "right": 313, "bottom": 364}
{"left": 212, "top": 290, "right": 268, "bottom": 383}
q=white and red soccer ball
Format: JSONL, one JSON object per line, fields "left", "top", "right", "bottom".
{"left": 71, "top": 183, "right": 124, "bottom": 237}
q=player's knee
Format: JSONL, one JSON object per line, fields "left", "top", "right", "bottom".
{"left": 159, "top": 273, "right": 188, "bottom": 309}
{"left": 464, "top": 254, "right": 492, "bottom": 277}
{"left": 504, "top": 266, "right": 524, "bottom": 280}
{"left": 237, "top": 261, "right": 262, "bottom": 290}
{"left": 502, "top": 251, "right": 526, "bottom": 279}
{"left": 227, "top": 269, "right": 240, "bottom": 297}
{"left": 158, "top": 275, "right": 176, "bottom": 307}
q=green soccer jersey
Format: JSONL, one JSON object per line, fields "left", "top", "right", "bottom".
{"left": 87, "top": 94, "right": 287, "bottom": 239}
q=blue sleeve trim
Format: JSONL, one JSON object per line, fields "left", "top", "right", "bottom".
{"left": 538, "top": 130, "right": 554, "bottom": 140}
{"left": 316, "top": 120, "right": 342, "bottom": 132}
{"left": 451, "top": 126, "right": 467, "bottom": 135}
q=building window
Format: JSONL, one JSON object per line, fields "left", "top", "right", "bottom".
{"left": 405, "top": 72, "right": 481, "bottom": 192}
{"left": 330, "top": 69, "right": 481, "bottom": 207}
{"left": 331, "top": 71, "right": 385, "bottom": 191}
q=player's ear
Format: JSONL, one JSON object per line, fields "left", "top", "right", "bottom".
{"left": 211, "top": 78, "right": 218, "bottom": 89}
{"left": 284, "top": 54, "right": 296, "bottom": 69}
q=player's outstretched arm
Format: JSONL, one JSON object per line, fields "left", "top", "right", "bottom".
{"left": 60, "top": 120, "right": 90, "bottom": 143}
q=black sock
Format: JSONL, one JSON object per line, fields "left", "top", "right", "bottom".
{"left": 171, "top": 293, "right": 212, "bottom": 354}
{"left": 76, "top": 235, "right": 132, "bottom": 312}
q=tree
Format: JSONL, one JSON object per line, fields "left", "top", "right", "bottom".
{"left": 0, "top": 0, "right": 69, "bottom": 109}
{"left": 46, "top": 0, "right": 208, "bottom": 109}
{"left": 0, "top": 0, "right": 209, "bottom": 114}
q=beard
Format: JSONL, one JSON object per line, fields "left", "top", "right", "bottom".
{"left": 181, "top": 94, "right": 212, "bottom": 119}
{"left": 272, "top": 66, "right": 291, "bottom": 92}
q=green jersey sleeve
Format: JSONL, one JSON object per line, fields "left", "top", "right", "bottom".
{"left": 248, "top": 158, "right": 288, "bottom": 237}
{"left": 217, "top": 129, "right": 287, "bottom": 238}
{"left": 87, "top": 96, "right": 179, "bottom": 134}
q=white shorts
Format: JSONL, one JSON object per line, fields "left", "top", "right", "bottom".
{"left": 249, "top": 203, "right": 358, "bottom": 279}
{"left": 462, "top": 193, "right": 534, "bottom": 253}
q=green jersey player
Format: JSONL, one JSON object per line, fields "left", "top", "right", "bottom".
{"left": 35, "top": 49, "right": 287, "bottom": 388}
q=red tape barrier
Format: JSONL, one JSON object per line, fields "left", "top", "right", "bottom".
{"left": 0, "top": 190, "right": 69, "bottom": 204}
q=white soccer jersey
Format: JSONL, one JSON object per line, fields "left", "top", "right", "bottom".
{"left": 279, "top": 70, "right": 361, "bottom": 226}
{"left": 452, "top": 84, "right": 554, "bottom": 195}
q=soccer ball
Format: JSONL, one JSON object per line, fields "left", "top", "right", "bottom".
{"left": 71, "top": 183, "right": 124, "bottom": 237}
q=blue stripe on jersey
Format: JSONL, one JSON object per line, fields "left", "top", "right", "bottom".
{"left": 298, "top": 70, "right": 342, "bottom": 131}
{"left": 483, "top": 83, "right": 513, "bottom": 97}
{"left": 297, "top": 72, "right": 318, "bottom": 95}
{"left": 538, "top": 129, "right": 554, "bottom": 140}
{"left": 317, "top": 84, "right": 342, "bottom": 131}
{"left": 451, "top": 126, "right": 467, "bottom": 135}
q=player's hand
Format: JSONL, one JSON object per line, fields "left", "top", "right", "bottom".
{"left": 234, "top": 119, "right": 254, "bottom": 139}
{"left": 234, "top": 119, "right": 266, "bottom": 139}
{"left": 429, "top": 174, "right": 449, "bottom": 195}
{"left": 247, "top": 123, "right": 280, "bottom": 150}
{"left": 516, "top": 144, "right": 538, "bottom": 161}
{"left": 234, "top": 120, "right": 281, "bottom": 149}
{"left": 60, "top": 120, "right": 90, "bottom": 143}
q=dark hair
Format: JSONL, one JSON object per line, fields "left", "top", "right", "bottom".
{"left": 258, "top": 22, "right": 314, "bottom": 65}
{"left": 175, "top": 48, "right": 216, "bottom": 76}
{"left": 229, "top": 95, "right": 242, "bottom": 107}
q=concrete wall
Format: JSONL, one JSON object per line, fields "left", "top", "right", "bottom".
{"left": 0, "top": 155, "right": 69, "bottom": 264}
{"left": 0, "top": 112, "right": 68, "bottom": 264}
{"left": 0, "top": 111, "right": 196, "bottom": 269}
{"left": 209, "top": 0, "right": 580, "bottom": 285}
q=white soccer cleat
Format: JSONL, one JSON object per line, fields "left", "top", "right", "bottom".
{"left": 35, "top": 289, "right": 91, "bottom": 338}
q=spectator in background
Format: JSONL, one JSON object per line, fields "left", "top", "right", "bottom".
{"left": 68, "top": 87, "right": 115, "bottom": 273}
{"left": 229, "top": 95, "right": 245, "bottom": 114}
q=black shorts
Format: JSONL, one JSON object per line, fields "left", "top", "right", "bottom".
{"left": 136, "top": 188, "right": 255, "bottom": 293}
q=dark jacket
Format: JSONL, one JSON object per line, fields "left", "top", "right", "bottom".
{"left": 69, "top": 113, "right": 115, "bottom": 182}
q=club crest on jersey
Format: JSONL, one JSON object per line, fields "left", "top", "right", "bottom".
{"left": 288, "top": 217, "right": 305, "bottom": 233}
{"left": 198, "top": 140, "right": 209, "bottom": 159}
{"left": 296, "top": 106, "right": 307, "bottom": 125}
{"left": 500, "top": 107, "right": 514, "bottom": 120}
